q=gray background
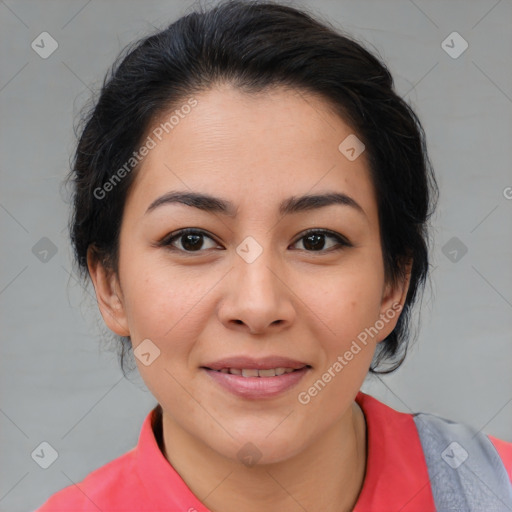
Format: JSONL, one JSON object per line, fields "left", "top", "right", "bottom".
{"left": 1, "top": 0, "right": 511, "bottom": 510}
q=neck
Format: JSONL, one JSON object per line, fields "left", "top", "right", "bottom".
{"left": 158, "top": 401, "right": 367, "bottom": 512}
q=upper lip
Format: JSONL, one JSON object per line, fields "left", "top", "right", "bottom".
{"left": 202, "top": 356, "right": 311, "bottom": 371}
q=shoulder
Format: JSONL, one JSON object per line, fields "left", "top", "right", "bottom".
{"left": 360, "top": 391, "right": 512, "bottom": 473}
{"left": 34, "top": 406, "right": 164, "bottom": 511}
{"left": 34, "top": 448, "right": 143, "bottom": 511}
{"left": 411, "top": 408, "right": 512, "bottom": 481}
{"left": 356, "top": 392, "right": 512, "bottom": 491}
{"left": 488, "top": 434, "right": 512, "bottom": 485}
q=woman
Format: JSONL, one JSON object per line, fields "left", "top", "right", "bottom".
{"left": 36, "top": 1, "right": 512, "bottom": 510}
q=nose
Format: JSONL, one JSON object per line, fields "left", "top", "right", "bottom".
{"left": 217, "top": 249, "right": 296, "bottom": 335}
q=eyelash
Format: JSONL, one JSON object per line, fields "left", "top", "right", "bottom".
{"left": 158, "top": 228, "right": 352, "bottom": 254}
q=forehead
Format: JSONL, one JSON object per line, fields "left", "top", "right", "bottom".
{"left": 125, "top": 84, "right": 377, "bottom": 220}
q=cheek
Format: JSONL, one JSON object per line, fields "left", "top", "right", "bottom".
{"left": 119, "top": 257, "right": 213, "bottom": 399}
{"left": 300, "top": 260, "right": 384, "bottom": 341}
{"left": 118, "top": 252, "right": 212, "bottom": 343}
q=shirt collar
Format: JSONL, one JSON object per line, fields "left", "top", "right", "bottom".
{"left": 135, "top": 404, "right": 211, "bottom": 510}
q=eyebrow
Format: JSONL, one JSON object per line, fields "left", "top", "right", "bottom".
{"left": 145, "top": 191, "right": 366, "bottom": 218}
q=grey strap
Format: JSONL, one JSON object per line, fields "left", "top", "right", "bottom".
{"left": 413, "top": 412, "right": 512, "bottom": 511}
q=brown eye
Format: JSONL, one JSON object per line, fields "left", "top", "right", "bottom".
{"left": 291, "top": 229, "right": 351, "bottom": 252}
{"left": 161, "top": 229, "right": 220, "bottom": 252}
{"left": 178, "top": 232, "right": 205, "bottom": 251}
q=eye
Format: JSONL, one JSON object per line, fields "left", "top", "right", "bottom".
{"left": 159, "top": 228, "right": 221, "bottom": 253}
{"left": 290, "top": 229, "right": 351, "bottom": 252}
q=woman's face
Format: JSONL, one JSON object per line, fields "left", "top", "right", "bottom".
{"left": 90, "top": 84, "right": 409, "bottom": 464}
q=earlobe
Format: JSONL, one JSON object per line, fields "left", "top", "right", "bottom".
{"left": 86, "top": 246, "right": 130, "bottom": 337}
{"left": 377, "top": 261, "right": 413, "bottom": 342}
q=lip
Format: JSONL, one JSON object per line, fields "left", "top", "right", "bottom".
{"left": 202, "top": 365, "right": 311, "bottom": 400}
{"left": 202, "top": 356, "right": 310, "bottom": 371}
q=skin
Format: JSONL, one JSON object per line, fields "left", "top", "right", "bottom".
{"left": 88, "top": 84, "right": 411, "bottom": 512}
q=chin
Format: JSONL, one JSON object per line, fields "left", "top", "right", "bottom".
{"left": 212, "top": 430, "right": 308, "bottom": 467}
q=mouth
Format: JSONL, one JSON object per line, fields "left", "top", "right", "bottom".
{"left": 201, "top": 363, "right": 312, "bottom": 399}
{"left": 203, "top": 366, "right": 311, "bottom": 377}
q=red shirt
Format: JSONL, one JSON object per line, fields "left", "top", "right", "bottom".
{"left": 36, "top": 391, "right": 512, "bottom": 511}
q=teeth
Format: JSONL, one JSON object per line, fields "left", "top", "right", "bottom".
{"left": 215, "top": 367, "right": 302, "bottom": 377}
{"left": 241, "top": 368, "right": 259, "bottom": 377}
{"left": 258, "top": 368, "right": 278, "bottom": 377}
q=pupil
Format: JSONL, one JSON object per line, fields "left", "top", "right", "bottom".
{"left": 182, "top": 233, "right": 203, "bottom": 251}
{"left": 304, "top": 233, "right": 324, "bottom": 251}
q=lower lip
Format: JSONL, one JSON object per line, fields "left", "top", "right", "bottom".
{"left": 202, "top": 367, "right": 310, "bottom": 399}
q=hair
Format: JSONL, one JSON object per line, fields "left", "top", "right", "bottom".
{"left": 67, "top": 0, "right": 438, "bottom": 376}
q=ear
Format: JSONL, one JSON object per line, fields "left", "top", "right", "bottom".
{"left": 376, "top": 259, "right": 413, "bottom": 343}
{"left": 87, "top": 246, "right": 130, "bottom": 337}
